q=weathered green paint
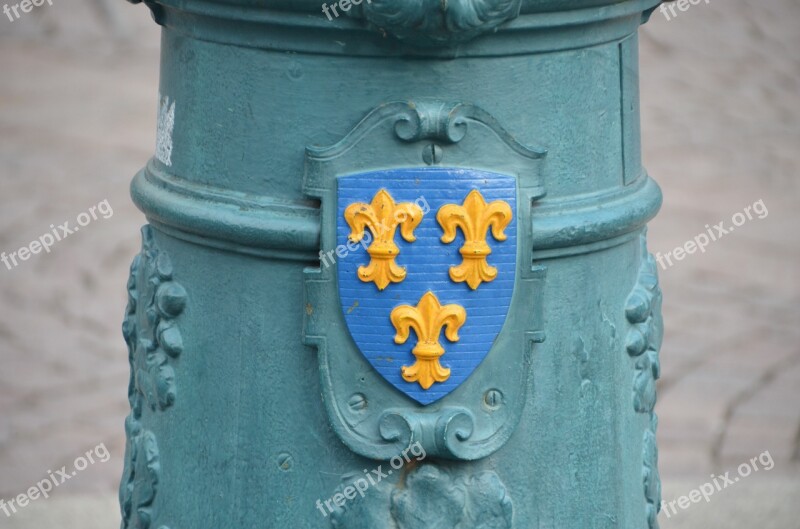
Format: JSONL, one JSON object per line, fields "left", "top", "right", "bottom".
{"left": 121, "top": 1, "right": 665, "bottom": 527}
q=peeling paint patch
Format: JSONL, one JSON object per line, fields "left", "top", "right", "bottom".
{"left": 156, "top": 93, "right": 175, "bottom": 167}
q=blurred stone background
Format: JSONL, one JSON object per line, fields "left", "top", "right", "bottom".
{"left": 0, "top": 1, "right": 798, "bottom": 527}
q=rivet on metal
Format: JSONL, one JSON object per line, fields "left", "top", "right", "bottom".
{"left": 422, "top": 143, "right": 443, "bottom": 165}
{"left": 348, "top": 393, "right": 368, "bottom": 412}
{"left": 276, "top": 452, "right": 294, "bottom": 472}
{"left": 484, "top": 389, "right": 503, "bottom": 410}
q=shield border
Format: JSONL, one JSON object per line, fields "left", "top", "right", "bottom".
{"left": 303, "top": 100, "right": 547, "bottom": 461}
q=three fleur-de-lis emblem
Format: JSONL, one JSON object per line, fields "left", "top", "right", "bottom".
{"left": 391, "top": 292, "right": 467, "bottom": 390}
{"left": 345, "top": 189, "right": 424, "bottom": 290}
{"left": 343, "top": 187, "right": 513, "bottom": 392}
{"left": 437, "top": 190, "right": 513, "bottom": 290}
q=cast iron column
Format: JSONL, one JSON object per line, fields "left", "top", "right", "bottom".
{"left": 121, "top": 1, "right": 665, "bottom": 527}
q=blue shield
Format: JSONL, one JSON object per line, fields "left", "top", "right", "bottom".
{"left": 336, "top": 168, "right": 517, "bottom": 405}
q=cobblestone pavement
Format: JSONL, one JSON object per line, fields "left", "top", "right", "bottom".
{"left": 0, "top": 1, "right": 798, "bottom": 527}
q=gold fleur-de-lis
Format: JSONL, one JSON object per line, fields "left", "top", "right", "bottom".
{"left": 345, "top": 189, "right": 424, "bottom": 290}
{"left": 391, "top": 292, "right": 467, "bottom": 390}
{"left": 437, "top": 190, "right": 513, "bottom": 290}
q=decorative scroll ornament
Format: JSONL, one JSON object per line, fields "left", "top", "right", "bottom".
{"left": 643, "top": 415, "right": 661, "bottom": 529}
{"left": 119, "top": 419, "right": 165, "bottom": 529}
{"left": 625, "top": 234, "right": 662, "bottom": 415}
{"left": 349, "top": 0, "right": 524, "bottom": 47}
{"left": 625, "top": 233, "right": 663, "bottom": 529}
{"left": 345, "top": 189, "right": 424, "bottom": 290}
{"left": 438, "top": 190, "right": 513, "bottom": 290}
{"left": 120, "top": 225, "right": 185, "bottom": 529}
{"left": 122, "top": 226, "right": 187, "bottom": 415}
{"left": 391, "top": 291, "right": 467, "bottom": 389}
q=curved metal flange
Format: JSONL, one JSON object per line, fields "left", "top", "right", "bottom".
{"left": 375, "top": 407, "right": 508, "bottom": 460}
{"left": 131, "top": 164, "right": 659, "bottom": 270}
{"left": 131, "top": 161, "right": 320, "bottom": 261}
{"left": 305, "top": 100, "right": 546, "bottom": 193}
{"left": 308, "top": 100, "right": 546, "bottom": 162}
{"left": 530, "top": 174, "right": 663, "bottom": 259}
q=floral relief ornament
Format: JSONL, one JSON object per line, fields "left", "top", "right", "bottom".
{"left": 120, "top": 225, "right": 186, "bottom": 529}
{"left": 349, "top": 0, "right": 524, "bottom": 46}
{"left": 330, "top": 464, "right": 513, "bottom": 529}
{"left": 625, "top": 233, "right": 663, "bottom": 529}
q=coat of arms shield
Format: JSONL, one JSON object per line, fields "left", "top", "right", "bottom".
{"left": 336, "top": 168, "right": 517, "bottom": 404}
{"left": 302, "top": 100, "right": 545, "bottom": 460}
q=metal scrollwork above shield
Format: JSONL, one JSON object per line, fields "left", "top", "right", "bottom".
{"left": 348, "top": 0, "right": 524, "bottom": 47}
{"left": 303, "top": 100, "right": 547, "bottom": 461}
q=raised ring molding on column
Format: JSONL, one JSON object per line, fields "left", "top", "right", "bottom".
{"left": 129, "top": 0, "right": 661, "bottom": 57}
{"left": 530, "top": 175, "right": 662, "bottom": 259}
{"left": 131, "top": 98, "right": 659, "bottom": 261}
{"left": 303, "top": 99, "right": 547, "bottom": 461}
{"left": 348, "top": 0, "right": 523, "bottom": 47}
{"left": 131, "top": 162, "right": 320, "bottom": 262}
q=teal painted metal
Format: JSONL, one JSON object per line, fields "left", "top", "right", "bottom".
{"left": 120, "top": 1, "right": 665, "bottom": 528}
